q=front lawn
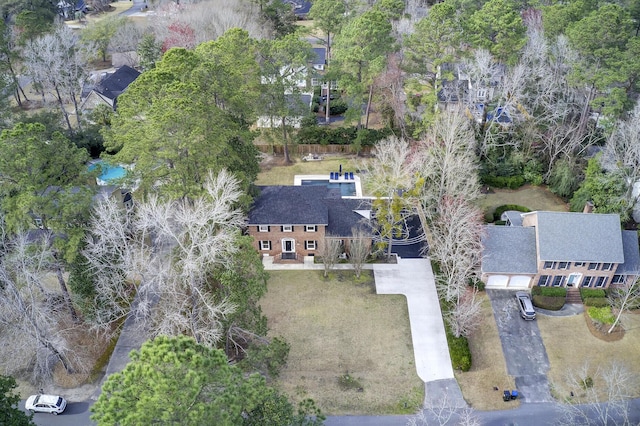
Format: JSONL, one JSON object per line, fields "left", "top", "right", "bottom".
{"left": 260, "top": 270, "right": 423, "bottom": 415}
{"left": 455, "top": 293, "right": 517, "bottom": 410}
{"left": 539, "top": 313, "right": 640, "bottom": 400}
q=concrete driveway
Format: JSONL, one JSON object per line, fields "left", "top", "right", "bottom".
{"left": 487, "top": 290, "right": 553, "bottom": 403}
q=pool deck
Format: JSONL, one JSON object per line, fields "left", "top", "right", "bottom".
{"left": 294, "top": 174, "right": 363, "bottom": 198}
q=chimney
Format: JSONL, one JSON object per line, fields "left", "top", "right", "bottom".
{"left": 583, "top": 201, "right": 594, "bottom": 214}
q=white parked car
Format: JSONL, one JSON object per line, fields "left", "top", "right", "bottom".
{"left": 25, "top": 394, "right": 67, "bottom": 415}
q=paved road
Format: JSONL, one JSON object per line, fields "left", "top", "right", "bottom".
{"left": 487, "top": 290, "right": 553, "bottom": 404}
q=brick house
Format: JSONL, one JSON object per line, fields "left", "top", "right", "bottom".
{"left": 246, "top": 186, "right": 371, "bottom": 262}
{"left": 481, "top": 211, "right": 640, "bottom": 289}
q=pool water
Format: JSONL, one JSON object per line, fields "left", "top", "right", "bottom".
{"left": 300, "top": 179, "right": 356, "bottom": 197}
{"left": 88, "top": 161, "right": 126, "bottom": 184}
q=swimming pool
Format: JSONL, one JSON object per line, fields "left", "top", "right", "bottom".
{"left": 300, "top": 179, "right": 356, "bottom": 197}
{"left": 88, "top": 160, "right": 126, "bottom": 185}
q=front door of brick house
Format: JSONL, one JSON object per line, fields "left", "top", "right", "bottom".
{"left": 282, "top": 238, "right": 295, "bottom": 259}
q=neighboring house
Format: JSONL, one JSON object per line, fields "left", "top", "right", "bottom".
{"left": 256, "top": 93, "right": 313, "bottom": 129}
{"left": 311, "top": 47, "right": 326, "bottom": 72}
{"left": 246, "top": 185, "right": 371, "bottom": 262}
{"left": 287, "top": 0, "right": 311, "bottom": 18}
{"left": 481, "top": 210, "right": 640, "bottom": 289}
{"left": 81, "top": 65, "right": 140, "bottom": 111}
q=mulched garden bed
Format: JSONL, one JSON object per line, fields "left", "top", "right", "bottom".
{"left": 584, "top": 311, "right": 624, "bottom": 342}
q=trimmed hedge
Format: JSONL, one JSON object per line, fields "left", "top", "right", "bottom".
{"left": 532, "top": 295, "right": 565, "bottom": 310}
{"left": 446, "top": 331, "right": 472, "bottom": 372}
{"left": 580, "top": 288, "right": 606, "bottom": 300}
{"left": 583, "top": 297, "right": 610, "bottom": 307}
{"left": 531, "top": 286, "right": 566, "bottom": 297}
{"left": 480, "top": 175, "right": 525, "bottom": 189}
{"left": 493, "top": 204, "right": 532, "bottom": 222}
{"left": 295, "top": 126, "right": 393, "bottom": 147}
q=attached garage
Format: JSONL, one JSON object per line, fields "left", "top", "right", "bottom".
{"left": 485, "top": 275, "right": 532, "bottom": 289}
{"left": 486, "top": 275, "right": 509, "bottom": 288}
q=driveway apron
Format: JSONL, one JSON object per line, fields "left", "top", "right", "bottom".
{"left": 487, "top": 289, "right": 553, "bottom": 403}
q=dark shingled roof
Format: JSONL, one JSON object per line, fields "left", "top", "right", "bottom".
{"left": 481, "top": 225, "right": 538, "bottom": 274}
{"left": 533, "top": 211, "right": 624, "bottom": 263}
{"left": 312, "top": 47, "right": 326, "bottom": 66}
{"left": 248, "top": 186, "right": 329, "bottom": 225}
{"left": 248, "top": 186, "right": 372, "bottom": 237}
{"left": 94, "top": 65, "right": 140, "bottom": 101}
{"left": 327, "top": 197, "right": 371, "bottom": 236}
{"left": 502, "top": 210, "right": 524, "bottom": 227}
{"left": 616, "top": 230, "right": 640, "bottom": 275}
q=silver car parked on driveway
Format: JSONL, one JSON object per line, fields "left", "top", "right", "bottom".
{"left": 516, "top": 291, "right": 536, "bottom": 320}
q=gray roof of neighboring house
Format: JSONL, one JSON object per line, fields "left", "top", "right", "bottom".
{"left": 616, "top": 230, "right": 640, "bottom": 275}
{"left": 248, "top": 186, "right": 329, "bottom": 225}
{"left": 502, "top": 210, "right": 523, "bottom": 226}
{"left": 533, "top": 211, "right": 624, "bottom": 263}
{"left": 312, "top": 48, "right": 326, "bottom": 66}
{"left": 93, "top": 65, "right": 140, "bottom": 101}
{"left": 481, "top": 225, "right": 538, "bottom": 274}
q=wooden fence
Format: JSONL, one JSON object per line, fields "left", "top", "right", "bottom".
{"left": 255, "top": 144, "right": 373, "bottom": 156}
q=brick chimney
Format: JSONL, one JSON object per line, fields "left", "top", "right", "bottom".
{"left": 583, "top": 201, "right": 594, "bottom": 214}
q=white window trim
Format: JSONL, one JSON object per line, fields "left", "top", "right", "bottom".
{"left": 601, "top": 263, "right": 613, "bottom": 271}
{"left": 574, "top": 262, "right": 585, "bottom": 267}
{"left": 305, "top": 240, "right": 316, "bottom": 250}
{"left": 588, "top": 263, "right": 599, "bottom": 270}
{"left": 282, "top": 225, "right": 293, "bottom": 232}
{"left": 305, "top": 225, "right": 317, "bottom": 232}
{"left": 558, "top": 262, "right": 569, "bottom": 270}
{"left": 258, "top": 225, "right": 269, "bottom": 232}
{"left": 259, "top": 241, "right": 271, "bottom": 250}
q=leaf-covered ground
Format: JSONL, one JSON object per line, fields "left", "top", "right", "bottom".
{"left": 260, "top": 270, "right": 423, "bottom": 415}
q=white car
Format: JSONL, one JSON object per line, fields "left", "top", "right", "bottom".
{"left": 25, "top": 394, "right": 67, "bottom": 415}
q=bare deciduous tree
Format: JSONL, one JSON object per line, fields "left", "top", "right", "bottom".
{"left": 349, "top": 226, "right": 371, "bottom": 279}
{"left": 408, "top": 392, "right": 479, "bottom": 426}
{"left": 601, "top": 99, "right": 640, "bottom": 215}
{"left": 109, "top": 21, "right": 144, "bottom": 67}
{"left": 0, "top": 231, "right": 77, "bottom": 384}
{"left": 86, "top": 170, "right": 246, "bottom": 347}
{"left": 414, "top": 108, "right": 480, "bottom": 218}
{"left": 321, "top": 235, "right": 342, "bottom": 278}
{"left": 445, "top": 287, "right": 482, "bottom": 338}
{"left": 607, "top": 277, "right": 640, "bottom": 334}
{"left": 22, "top": 25, "right": 93, "bottom": 132}
{"left": 555, "top": 361, "right": 636, "bottom": 426}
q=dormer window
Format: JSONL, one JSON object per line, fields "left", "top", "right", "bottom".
{"left": 282, "top": 225, "right": 293, "bottom": 232}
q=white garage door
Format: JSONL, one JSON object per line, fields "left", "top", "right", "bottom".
{"left": 486, "top": 275, "right": 509, "bottom": 288}
{"left": 508, "top": 276, "right": 531, "bottom": 288}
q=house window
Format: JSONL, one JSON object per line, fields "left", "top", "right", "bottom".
{"left": 259, "top": 241, "right": 271, "bottom": 251}
{"left": 552, "top": 276, "right": 565, "bottom": 287}
{"left": 311, "top": 78, "right": 320, "bottom": 86}
{"left": 574, "top": 262, "right": 585, "bottom": 267}
{"left": 282, "top": 225, "right": 293, "bottom": 232}
{"left": 538, "top": 275, "right": 551, "bottom": 286}
{"left": 612, "top": 275, "right": 625, "bottom": 285}
{"left": 543, "top": 261, "right": 555, "bottom": 269}
{"left": 601, "top": 263, "right": 613, "bottom": 271}
{"left": 477, "top": 88, "right": 487, "bottom": 99}
{"left": 588, "top": 263, "right": 599, "bottom": 270}
{"left": 258, "top": 225, "right": 269, "bottom": 232}
{"left": 305, "top": 240, "right": 316, "bottom": 250}
{"left": 305, "top": 225, "right": 317, "bottom": 232}
{"left": 595, "top": 276, "right": 608, "bottom": 288}
{"left": 558, "top": 262, "right": 568, "bottom": 270}
{"left": 581, "top": 276, "right": 594, "bottom": 287}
